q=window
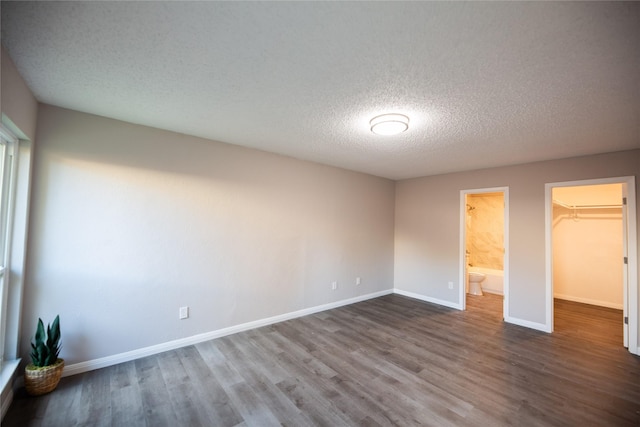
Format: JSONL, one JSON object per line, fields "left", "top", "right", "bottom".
{"left": 0, "top": 126, "right": 18, "bottom": 368}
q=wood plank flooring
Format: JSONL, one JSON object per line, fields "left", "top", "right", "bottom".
{"left": 4, "top": 294, "right": 639, "bottom": 426}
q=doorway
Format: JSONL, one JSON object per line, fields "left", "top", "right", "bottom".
{"left": 459, "top": 187, "right": 509, "bottom": 317}
{"left": 545, "top": 176, "right": 638, "bottom": 355}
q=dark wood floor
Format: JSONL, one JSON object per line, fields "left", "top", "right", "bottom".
{"left": 4, "top": 294, "right": 639, "bottom": 426}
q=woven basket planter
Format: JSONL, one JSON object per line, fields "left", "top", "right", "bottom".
{"left": 24, "top": 359, "right": 64, "bottom": 396}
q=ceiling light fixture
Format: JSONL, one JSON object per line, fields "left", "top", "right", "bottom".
{"left": 370, "top": 113, "right": 409, "bottom": 136}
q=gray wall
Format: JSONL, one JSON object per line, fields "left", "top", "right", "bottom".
{"left": 1, "top": 45, "right": 38, "bottom": 140}
{"left": 395, "top": 150, "right": 639, "bottom": 336}
{"left": 24, "top": 105, "right": 396, "bottom": 364}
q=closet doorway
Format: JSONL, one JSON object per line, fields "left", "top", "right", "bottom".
{"left": 545, "top": 177, "right": 637, "bottom": 354}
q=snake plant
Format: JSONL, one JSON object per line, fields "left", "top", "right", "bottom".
{"left": 29, "top": 315, "right": 61, "bottom": 367}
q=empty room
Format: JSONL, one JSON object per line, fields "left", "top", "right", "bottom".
{"left": 1, "top": 2, "right": 639, "bottom": 426}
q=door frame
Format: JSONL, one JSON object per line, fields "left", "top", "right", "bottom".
{"left": 544, "top": 176, "right": 637, "bottom": 355}
{"left": 459, "top": 186, "right": 509, "bottom": 316}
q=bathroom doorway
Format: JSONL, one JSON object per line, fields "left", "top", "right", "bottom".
{"left": 545, "top": 177, "right": 637, "bottom": 354}
{"left": 459, "top": 187, "right": 509, "bottom": 317}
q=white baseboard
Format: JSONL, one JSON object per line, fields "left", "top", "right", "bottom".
{"left": 391, "top": 289, "right": 550, "bottom": 333}
{"left": 504, "top": 316, "right": 551, "bottom": 333}
{"left": 554, "top": 293, "right": 623, "bottom": 310}
{"left": 63, "top": 289, "right": 394, "bottom": 377}
{"left": 393, "top": 289, "right": 463, "bottom": 310}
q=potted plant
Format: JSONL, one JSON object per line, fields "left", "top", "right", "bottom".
{"left": 24, "top": 315, "right": 64, "bottom": 396}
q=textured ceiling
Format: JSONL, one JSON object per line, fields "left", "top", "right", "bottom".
{"left": 2, "top": 2, "right": 639, "bottom": 180}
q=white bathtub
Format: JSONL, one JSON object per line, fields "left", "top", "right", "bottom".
{"left": 469, "top": 267, "right": 504, "bottom": 295}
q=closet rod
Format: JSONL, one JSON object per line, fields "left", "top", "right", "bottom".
{"left": 552, "top": 200, "right": 622, "bottom": 210}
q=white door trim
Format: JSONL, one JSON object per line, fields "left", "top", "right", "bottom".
{"left": 544, "top": 176, "right": 637, "bottom": 355}
{"left": 459, "top": 187, "right": 509, "bottom": 317}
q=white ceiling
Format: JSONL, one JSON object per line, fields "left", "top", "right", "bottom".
{"left": 2, "top": 2, "right": 639, "bottom": 180}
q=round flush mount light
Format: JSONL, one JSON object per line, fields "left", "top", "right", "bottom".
{"left": 370, "top": 113, "right": 409, "bottom": 136}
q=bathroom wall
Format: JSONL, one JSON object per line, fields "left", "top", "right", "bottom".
{"left": 466, "top": 192, "right": 504, "bottom": 270}
{"left": 552, "top": 184, "right": 623, "bottom": 308}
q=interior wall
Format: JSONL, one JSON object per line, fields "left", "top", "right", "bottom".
{"left": 395, "top": 150, "right": 639, "bottom": 330}
{"left": 552, "top": 207, "right": 623, "bottom": 307}
{"left": 1, "top": 45, "right": 38, "bottom": 140}
{"left": 24, "top": 105, "right": 396, "bottom": 365}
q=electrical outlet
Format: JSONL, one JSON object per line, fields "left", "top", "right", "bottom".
{"left": 356, "top": 277, "right": 361, "bottom": 286}
{"left": 332, "top": 281, "right": 337, "bottom": 290}
{"left": 448, "top": 282, "right": 454, "bottom": 290}
{"left": 179, "top": 306, "right": 189, "bottom": 319}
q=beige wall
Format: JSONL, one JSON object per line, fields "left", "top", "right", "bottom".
{"left": 395, "top": 150, "right": 639, "bottom": 333}
{"left": 24, "top": 105, "right": 396, "bottom": 365}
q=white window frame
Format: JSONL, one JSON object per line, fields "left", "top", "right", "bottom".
{"left": 0, "top": 125, "right": 19, "bottom": 375}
